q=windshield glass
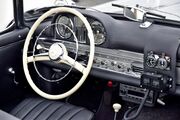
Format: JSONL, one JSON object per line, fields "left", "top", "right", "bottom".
{"left": 91, "top": 0, "right": 180, "bottom": 22}
{"left": 0, "top": 0, "right": 179, "bottom": 32}
{"left": 23, "top": 0, "right": 180, "bottom": 22}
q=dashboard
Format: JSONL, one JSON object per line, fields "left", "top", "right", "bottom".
{"left": 49, "top": 11, "right": 145, "bottom": 83}
{"left": 33, "top": 7, "right": 180, "bottom": 96}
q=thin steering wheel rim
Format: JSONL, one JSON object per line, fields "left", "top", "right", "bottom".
{"left": 23, "top": 7, "right": 95, "bottom": 100}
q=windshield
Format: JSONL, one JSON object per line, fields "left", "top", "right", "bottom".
{"left": 0, "top": 0, "right": 179, "bottom": 32}
{"left": 91, "top": 0, "right": 180, "bottom": 22}
{"left": 22, "top": 0, "right": 180, "bottom": 22}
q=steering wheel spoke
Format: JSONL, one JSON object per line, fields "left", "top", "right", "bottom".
{"left": 61, "top": 55, "right": 86, "bottom": 74}
{"left": 27, "top": 53, "right": 49, "bottom": 63}
{"left": 36, "top": 44, "right": 49, "bottom": 51}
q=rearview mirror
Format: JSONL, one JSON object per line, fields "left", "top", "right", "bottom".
{"left": 124, "top": 7, "right": 145, "bottom": 22}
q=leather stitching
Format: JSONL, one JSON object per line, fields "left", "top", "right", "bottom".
{"left": 57, "top": 105, "right": 75, "bottom": 120}
{"left": 33, "top": 101, "right": 55, "bottom": 120}
{"left": 11, "top": 98, "right": 94, "bottom": 120}
{"left": 21, "top": 99, "right": 48, "bottom": 119}
{"left": 15, "top": 98, "right": 41, "bottom": 116}
{"left": 45, "top": 102, "right": 65, "bottom": 120}
{"left": 69, "top": 108, "right": 84, "bottom": 120}
{"left": 17, "top": 98, "right": 45, "bottom": 119}
{"left": 11, "top": 98, "right": 32, "bottom": 115}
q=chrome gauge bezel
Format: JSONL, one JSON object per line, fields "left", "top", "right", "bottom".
{"left": 55, "top": 15, "right": 74, "bottom": 39}
{"left": 91, "top": 20, "right": 106, "bottom": 45}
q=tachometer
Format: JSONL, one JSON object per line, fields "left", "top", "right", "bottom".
{"left": 91, "top": 21, "right": 106, "bottom": 45}
{"left": 56, "top": 16, "right": 73, "bottom": 39}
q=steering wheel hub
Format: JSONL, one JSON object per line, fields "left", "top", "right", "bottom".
{"left": 49, "top": 43, "right": 64, "bottom": 61}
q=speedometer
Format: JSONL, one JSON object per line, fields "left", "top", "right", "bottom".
{"left": 91, "top": 21, "right": 106, "bottom": 45}
{"left": 56, "top": 16, "right": 73, "bottom": 39}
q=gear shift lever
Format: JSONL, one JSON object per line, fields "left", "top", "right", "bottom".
{"left": 113, "top": 103, "right": 121, "bottom": 120}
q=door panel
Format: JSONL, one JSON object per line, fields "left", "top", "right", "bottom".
{"left": 0, "top": 28, "right": 29, "bottom": 105}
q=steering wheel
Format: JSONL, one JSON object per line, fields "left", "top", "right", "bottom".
{"left": 23, "top": 7, "right": 95, "bottom": 100}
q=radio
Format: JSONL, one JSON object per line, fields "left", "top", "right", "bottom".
{"left": 119, "top": 83, "right": 157, "bottom": 106}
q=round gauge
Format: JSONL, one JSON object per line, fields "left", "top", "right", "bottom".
{"left": 146, "top": 54, "right": 157, "bottom": 68}
{"left": 91, "top": 21, "right": 106, "bottom": 45}
{"left": 56, "top": 16, "right": 73, "bottom": 39}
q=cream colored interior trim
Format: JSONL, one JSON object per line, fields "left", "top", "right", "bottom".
{"left": 23, "top": 7, "right": 94, "bottom": 100}
{"left": 27, "top": 55, "right": 49, "bottom": 63}
{"left": 61, "top": 55, "right": 85, "bottom": 73}
{"left": 27, "top": 55, "right": 85, "bottom": 73}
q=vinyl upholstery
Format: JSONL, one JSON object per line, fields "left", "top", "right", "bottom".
{"left": 11, "top": 98, "right": 94, "bottom": 120}
{"left": 0, "top": 110, "right": 20, "bottom": 120}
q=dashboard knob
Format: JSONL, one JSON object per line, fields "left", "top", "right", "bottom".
{"left": 118, "top": 64, "right": 123, "bottom": 69}
{"left": 101, "top": 61, "right": 106, "bottom": 65}
{"left": 111, "top": 61, "right": 117, "bottom": 66}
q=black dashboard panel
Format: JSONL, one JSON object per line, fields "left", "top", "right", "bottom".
{"left": 109, "top": 20, "right": 180, "bottom": 53}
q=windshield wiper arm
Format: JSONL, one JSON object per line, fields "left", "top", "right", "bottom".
{"left": 112, "top": 3, "right": 124, "bottom": 8}
{"left": 146, "top": 11, "right": 165, "bottom": 19}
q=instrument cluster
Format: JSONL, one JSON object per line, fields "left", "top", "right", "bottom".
{"left": 55, "top": 14, "right": 106, "bottom": 45}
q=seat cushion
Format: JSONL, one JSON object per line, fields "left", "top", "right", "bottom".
{"left": 10, "top": 97, "right": 94, "bottom": 120}
{"left": 0, "top": 110, "right": 20, "bottom": 120}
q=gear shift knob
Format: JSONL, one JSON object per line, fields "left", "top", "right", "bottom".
{"left": 113, "top": 103, "right": 121, "bottom": 112}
